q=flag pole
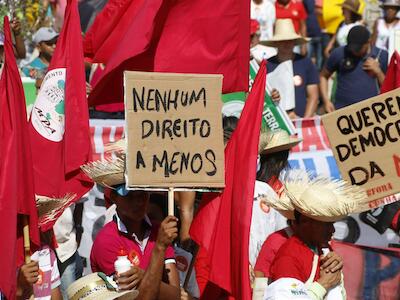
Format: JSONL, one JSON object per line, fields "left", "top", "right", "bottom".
{"left": 23, "top": 216, "right": 31, "bottom": 263}
{"left": 168, "top": 187, "right": 174, "bottom": 216}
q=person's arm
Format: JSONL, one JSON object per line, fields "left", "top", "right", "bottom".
{"left": 363, "top": 57, "right": 385, "bottom": 85}
{"left": 324, "top": 34, "right": 337, "bottom": 58}
{"left": 50, "top": 286, "right": 63, "bottom": 300}
{"left": 319, "top": 68, "right": 335, "bottom": 113}
{"left": 136, "top": 216, "right": 180, "bottom": 300}
{"left": 308, "top": 269, "right": 342, "bottom": 300}
{"left": 371, "top": 20, "right": 379, "bottom": 47}
{"left": 304, "top": 84, "right": 319, "bottom": 117}
{"left": 176, "top": 191, "right": 196, "bottom": 246}
{"left": 16, "top": 261, "right": 39, "bottom": 299}
{"left": 10, "top": 17, "right": 26, "bottom": 59}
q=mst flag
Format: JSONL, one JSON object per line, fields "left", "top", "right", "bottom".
{"left": 190, "top": 62, "right": 266, "bottom": 299}
{"left": 0, "top": 17, "right": 40, "bottom": 299}
{"left": 85, "top": 0, "right": 249, "bottom": 105}
{"left": 29, "top": 0, "right": 93, "bottom": 231}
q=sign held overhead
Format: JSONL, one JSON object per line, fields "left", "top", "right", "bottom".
{"left": 322, "top": 88, "right": 400, "bottom": 202}
{"left": 124, "top": 71, "right": 225, "bottom": 189}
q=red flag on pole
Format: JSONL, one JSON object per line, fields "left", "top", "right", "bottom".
{"left": 190, "top": 61, "right": 266, "bottom": 300}
{"left": 29, "top": 0, "right": 93, "bottom": 231}
{"left": 381, "top": 51, "right": 400, "bottom": 93}
{"left": 85, "top": 0, "right": 249, "bottom": 106}
{"left": 0, "top": 17, "right": 40, "bottom": 299}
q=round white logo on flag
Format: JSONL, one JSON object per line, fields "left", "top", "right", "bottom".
{"left": 31, "top": 68, "right": 66, "bottom": 142}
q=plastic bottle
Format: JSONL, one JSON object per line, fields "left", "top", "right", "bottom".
{"left": 114, "top": 248, "right": 132, "bottom": 275}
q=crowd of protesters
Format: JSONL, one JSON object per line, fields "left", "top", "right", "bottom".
{"left": 1, "top": 0, "right": 400, "bottom": 299}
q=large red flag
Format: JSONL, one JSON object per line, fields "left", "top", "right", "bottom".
{"left": 0, "top": 17, "right": 40, "bottom": 299}
{"left": 85, "top": 0, "right": 249, "bottom": 106}
{"left": 29, "top": 0, "right": 93, "bottom": 231}
{"left": 190, "top": 61, "right": 266, "bottom": 300}
{"left": 381, "top": 51, "right": 400, "bottom": 93}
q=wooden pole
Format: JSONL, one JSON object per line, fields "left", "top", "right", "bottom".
{"left": 168, "top": 187, "right": 174, "bottom": 216}
{"left": 23, "top": 215, "right": 31, "bottom": 263}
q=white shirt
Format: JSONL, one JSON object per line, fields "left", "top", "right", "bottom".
{"left": 54, "top": 205, "right": 78, "bottom": 263}
{"left": 251, "top": 0, "right": 276, "bottom": 41}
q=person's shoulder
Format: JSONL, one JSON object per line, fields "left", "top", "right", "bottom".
{"left": 274, "top": 235, "right": 304, "bottom": 257}
{"left": 93, "top": 221, "right": 119, "bottom": 244}
{"left": 267, "top": 55, "right": 279, "bottom": 64}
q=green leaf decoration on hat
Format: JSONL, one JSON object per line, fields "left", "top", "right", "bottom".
{"left": 97, "top": 272, "right": 118, "bottom": 291}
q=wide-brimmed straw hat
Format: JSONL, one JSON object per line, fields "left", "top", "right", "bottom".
{"left": 260, "top": 19, "right": 310, "bottom": 47}
{"left": 380, "top": 0, "right": 400, "bottom": 8}
{"left": 259, "top": 170, "right": 312, "bottom": 220}
{"left": 81, "top": 139, "right": 125, "bottom": 187}
{"left": 67, "top": 273, "right": 139, "bottom": 300}
{"left": 36, "top": 194, "right": 75, "bottom": 228}
{"left": 259, "top": 129, "right": 302, "bottom": 154}
{"left": 339, "top": 0, "right": 362, "bottom": 15}
{"left": 286, "top": 177, "right": 369, "bottom": 222}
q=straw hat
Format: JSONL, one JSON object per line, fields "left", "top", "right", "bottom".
{"left": 380, "top": 0, "right": 400, "bottom": 8}
{"left": 286, "top": 177, "right": 369, "bottom": 222}
{"left": 339, "top": 0, "right": 362, "bottom": 15}
{"left": 36, "top": 194, "right": 75, "bottom": 227}
{"left": 81, "top": 139, "right": 126, "bottom": 187}
{"left": 259, "top": 129, "right": 302, "bottom": 154}
{"left": 259, "top": 169, "right": 312, "bottom": 220}
{"left": 260, "top": 19, "right": 310, "bottom": 47}
{"left": 67, "top": 273, "right": 138, "bottom": 300}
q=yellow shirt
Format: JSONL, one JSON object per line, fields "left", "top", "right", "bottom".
{"left": 322, "top": 0, "right": 365, "bottom": 34}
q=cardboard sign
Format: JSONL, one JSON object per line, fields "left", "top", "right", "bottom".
{"left": 322, "top": 88, "right": 400, "bottom": 201}
{"left": 124, "top": 71, "right": 225, "bottom": 189}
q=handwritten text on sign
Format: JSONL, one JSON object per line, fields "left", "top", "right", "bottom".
{"left": 322, "top": 88, "right": 400, "bottom": 201}
{"left": 124, "top": 71, "right": 225, "bottom": 188}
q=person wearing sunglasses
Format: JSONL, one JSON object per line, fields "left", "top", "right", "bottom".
{"left": 22, "top": 27, "right": 59, "bottom": 78}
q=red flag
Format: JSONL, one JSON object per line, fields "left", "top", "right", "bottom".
{"left": 190, "top": 61, "right": 266, "bottom": 299}
{"left": 85, "top": 0, "right": 249, "bottom": 106}
{"left": 381, "top": 51, "right": 400, "bottom": 93}
{"left": 29, "top": 0, "right": 93, "bottom": 231}
{"left": 0, "top": 17, "right": 40, "bottom": 299}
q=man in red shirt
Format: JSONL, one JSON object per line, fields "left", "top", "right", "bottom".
{"left": 263, "top": 175, "right": 370, "bottom": 299}
{"left": 275, "top": 0, "right": 307, "bottom": 34}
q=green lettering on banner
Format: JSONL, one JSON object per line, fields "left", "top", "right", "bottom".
{"left": 221, "top": 60, "right": 295, "bottom": 134}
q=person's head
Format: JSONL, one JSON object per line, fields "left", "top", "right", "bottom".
{"left": 250, "top": 19, "right": 261, "bottom": 48}
{"left": 341, "top": 0, "right": 362, "bottom": 23}
{"left": 382, "top": 0, "right": 400, "bottom": 22}
{"left": 33, "top": 27, "right": 59, "bottom": 61}
{"left": 347, "top": 25, "right": 370, "bottom": 57}
{"left": 109, "top": 186, "right": 150, "bottom": 222}
{"left": 223, "top": 115, "right": 239, "bottom": 145}
{"left": 257, "top": 150, "right": 290, "bottom": 182}
{"left": 275, "top": 40, "right": 297, "bottom": 56}
{"left": 294, "top": 210, "right": 335, "bottom": 247}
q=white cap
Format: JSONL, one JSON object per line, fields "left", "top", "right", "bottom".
{"left": 33, "top": 27, "right": 59, "bottom": 45}
{"left": 264, "top": 278, "right": 312, "bottom": 300}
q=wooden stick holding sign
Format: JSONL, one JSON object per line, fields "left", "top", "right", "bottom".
{"left": 23, "top": 216, "right": 31, "bottom": 263}
{"left": 168, "top": 187, "right": 174, "bottom": 216}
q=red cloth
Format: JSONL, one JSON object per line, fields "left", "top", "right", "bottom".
{"left": 380, "top": 51, "right": 400, "bottom": 93}
{"left": 270, "top": 235, "right": 321, "bottom": 283}
{"left": 275, "top": 0, "right": 307, "bottom": 33}
{"left": 190, "top": 61, "right": 266, "bottom": 300}
{"left": 90, "top": 220, "right": 175, "bottom": 275}
{"left": 29, "top": 0, "right": 93, "bottom": 231}
{"left": 254, "top": 228, "right": 291, "bottom": 277}
{"left": 85, "top": 0, "right": 250, "bottom": 106}
{"left": 0, "top": 17, "right": 40, "bottom": 299}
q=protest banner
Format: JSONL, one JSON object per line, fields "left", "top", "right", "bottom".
{"left": 322, "top": 88, "right": 400, "bottom": 202}
{"left": 124, "top": 71, "right": 225, "bottom": 190}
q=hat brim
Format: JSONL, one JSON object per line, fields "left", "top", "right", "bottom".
{"left": 261, "top": 138, "right": 302, "bottom": 154}
{"left": 260, "top": 37, "right": 310, "bottom": 47}
{"left": 380, "top": 4, "right": 400, "bottom": 8}
{"left": 338, "top": 3, "right": 362, "bottom": 15}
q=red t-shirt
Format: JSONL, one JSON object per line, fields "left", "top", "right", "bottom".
{"left": 275, "top": 0, "right": 307, "bottom": 34}
{"left": 270, "top": 235, "right": 321, "bottom": 282}
{"left": 90, "top": 220, "right": 175, "bottom": 275}
{"left": 254, "top": 228, "right": 291, "bottom": 277}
